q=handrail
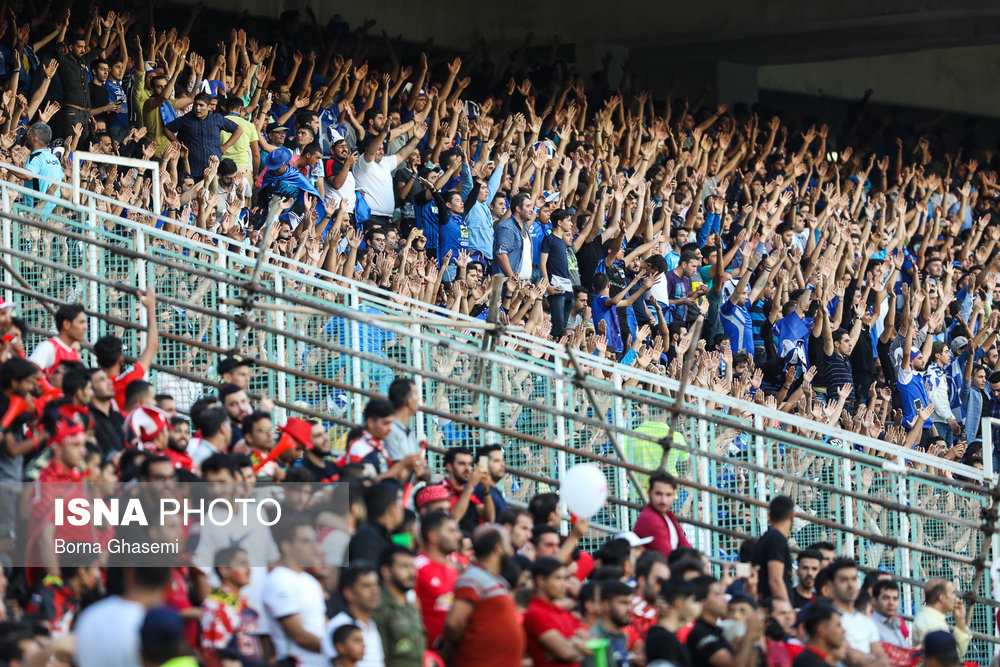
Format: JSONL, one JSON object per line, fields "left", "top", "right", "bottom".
{"left": 3, "top": 167, "right": 983, "bottom": 480}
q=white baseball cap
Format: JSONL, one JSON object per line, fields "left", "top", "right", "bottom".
{"left": 615, "top": 531, "right": 654, "bottom": 547}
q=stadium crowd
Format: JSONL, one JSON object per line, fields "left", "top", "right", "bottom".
{"left": 0, "top": 1, "right": 995, "bottom": 471}
{"left": 0, "top": 0, "right": 986, "bottom": 665}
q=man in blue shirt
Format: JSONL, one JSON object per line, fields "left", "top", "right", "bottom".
{"left": 165, "top": 93, "right": 243, "bottom": 179}
{"left": 104, "top": 57, "right": 131, "bottom": 143}
{"left": 492, "top": 192, "right": 534, "bottom": 280}
{"left": 592, "top": 272, "right": 651, "bottom": 355}
{"left": 896, "top": 294, "right": 935, "bottom": 436}
{"left": 21, "top": 123, "right": 64, "bottom": 214}
{"left": 719, "top": 253, "right": 772, "bottom": 354}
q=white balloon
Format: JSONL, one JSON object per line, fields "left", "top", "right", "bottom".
{"left": 561, "top": 463, "right": 609, "bottom": 520}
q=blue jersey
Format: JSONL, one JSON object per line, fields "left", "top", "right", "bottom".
{"left": 438, "top": 212, "right": 469, "bottom": 266}
{"left": 720, "top": 300, "right": 754, "bottom": 354}
{"left": 592, "top": 294, "right": 624, "bottom": 353}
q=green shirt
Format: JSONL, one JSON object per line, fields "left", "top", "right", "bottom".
{"left": 371, "top": 589, "right": 425, "bottom": 667}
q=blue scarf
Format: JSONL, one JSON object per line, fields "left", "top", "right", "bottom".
{"left": 159, "top": 100, "right": 177, "bottom": 126}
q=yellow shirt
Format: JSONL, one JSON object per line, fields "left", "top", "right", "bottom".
{"left": 912, "top": 605, "right": 971, "bottom": 658}
{"left": 220, "top": 114, "right": 259, "bottom": 175}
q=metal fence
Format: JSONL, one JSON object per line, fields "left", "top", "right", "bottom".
{"left": 2, "top": 159, "right": 999, "bottom": 659}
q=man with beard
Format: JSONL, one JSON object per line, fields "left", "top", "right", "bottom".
{"left": 499, "top": 508, "right": 534, "bottom": 556}
{"left": 219, "top": 384, "right": 252, "bottom": 450}
{"left": 792, "top": 549, "right": 822, "bottom": 610}
{"left": 89, "top": 368, "right": 125, "bottom": 454}
{"left": 445, "top": 524, "right": 524, "bottom": 666}
{"left": 626, "top": 551, "right": 669, "bottom": 653}
{"left": 523, "top": 557, "right": 589, "bottom": 667}
{"left": 474, "top": 445, "right": 508, "bottom": 514}
{"left": 299, "top": 419, "right": 340, "bottom": 481}
{"left": 243, "top": 411, "right": 284, "bottom": 481}
{"left": 323, "top": 131, "right": 358, "bottom": 221}
{"left": 324, "top": 565, "right": 384, "bottom": 665}
{"left": 584, "top": 580, "right": 634, "bottom": 667}
{"left": 372, "top": 545, "right": 425, "bottom": 667}
{"left": 437, "top": 447, "right": 495, "bottom": 534}
{"left": 165, "top": 416, "right": 192, "bottom": 470}
{"left": 414, "top": 510, "right": 462, "bottom": 648}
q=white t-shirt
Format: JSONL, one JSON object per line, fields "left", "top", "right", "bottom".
{"left": 648, "top": 272, "right": 671, "bottom": 304}
{"left": 324, "top": 160, "right": 356, "bottom": 214}
{"left": 519, "top": 235, "right": 533, "bottom": 280}
{"left": 353, "top": 154, "right": 398, "bottom": 217}
{"left": 187, "top": 437, "right": 225, "bottom": 469}
{"left": 322, "top": 611, "right": 385, "bottom": 666}
{"left": 73, "top": 595, "right": 145, "bottom": 667}
{"left": 840, "top": 609, "right": 880, "bottom": 653}
{"left": 262, "top": 566, "right": 328, "bottom": 667}
{"left": 192, "top": 503, "right": 280, "bottom": 573}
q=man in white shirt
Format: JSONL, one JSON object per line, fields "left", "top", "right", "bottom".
{"left": 353, "top": 119, "right": 426, "bottom": 223}
{"left": 191, "top": 452, "right": 280, "bottom": 620}
{"left": 187, "top": 407, "right": 232, "bottom": 470}
{"left": 262, "top": 517, "right": 327, "bottom": 667}
{"left": 322, "top": 565, "right": 385, "bottom": 666}
{"left": 829, "top": 558, "right": 887, "bottom": 664}
{"left": 74, "top": 567, "right": 171, "bottom": 667}
{"left": 324, "top": 131, "right": 358, "bottom": 218}
{"left": 28, "top": 303, "right": 86, "bottom": 373}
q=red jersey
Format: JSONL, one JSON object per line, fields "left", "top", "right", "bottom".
{"left": 414, "top": 553, "right": 459, "bottom": 647}
{"left": 25, "top": 577, "right": 78, "bottom": 638}
{"left": 26, "top": 460, "right": 92, "bottom": 588}
{"left": 29, "top": 337, "right": 80, "bottom": 375}
{"left": 112, "top": 363, "right": 145, "bottom": 412}
{"left": 165, "top": 566, "right": 198, "bottom": 648}
{"left": 523, "top": 596, "right": 586, "bottom": 667}
{"left": 626, "top": 593, "right": 658, "bottom": 649}
{"left": 451, "top": 564, "right": 524, "bottom": 667}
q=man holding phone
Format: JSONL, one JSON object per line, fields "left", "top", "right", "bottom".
{"left": 437, "top": 446, "right": 496, "bottom": 534}
{"left": 323, "top": 131, "right": 358, "bottom": 222}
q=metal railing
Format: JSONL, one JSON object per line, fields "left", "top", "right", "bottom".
{"left": 2, "top": 160, "right": 998, "bottom": 659}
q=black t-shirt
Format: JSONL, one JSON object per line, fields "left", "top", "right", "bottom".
{"left": 577, "top": 239, "right": 604, "bottom": 292}
{"left": 792, "top": 647, "right": 830, "bottom": 667}
{"left": 646, "top": 626, "right": 692, "bottom": 666}
{"left": 790, "top": 588, "right": 814, "bottom": 611}
{"left": 89, "top": 81, "right": 111, "bottom": 124}
{"left": 752, "top": 528, "right": 793, "bottom": 599}
{"left": 91, "top": 404, "right": 125, "bottom": 454}
{"left": 686, "top": 618, "right": 731, "bottom": 666}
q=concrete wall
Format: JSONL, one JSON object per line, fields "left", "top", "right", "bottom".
{"left": 759, "top": 45, "right": 1000, "bottom": 119}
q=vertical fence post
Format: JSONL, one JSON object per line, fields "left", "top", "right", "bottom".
{"left": 135, "top": 228, "right": 148, "bottom": 353}
{"left": 554, "top": 356, "right": 568, "bottom": 497}
{"left": 611, "top": 371, "right": 628, "bottom": 531}
{"left": 1, "top": 185, "right": 11, "bottom": 305}
{"left": 896, "top": 452, "right": 913, "bottom": 618}
{"left": 86, "top": 205, "right": 100, "bottom": 337}
{"left": 842, "top": 438, "right": 856, "bottom": 560}
{"left": 698, "top": 401, "right": 712, "bottom": 556}
{"left": 754, "top": 413, "right": 767, "bottom": 530}
{"left": 216, "top": 246, "right": 229, "bottom": 348}
{"left": 348, "top": 284, "right": 363, "bottom": 423}
{"left": 273, "top": 273, "right": 287, "bottom": 424}
{"left": 411, "top": 323, "right": 426, "bottom": 443}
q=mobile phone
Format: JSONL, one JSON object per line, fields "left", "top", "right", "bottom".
{"left": 913, "top": 398, "right": 923, "bottom": 412}
{"left": 734, "top": 563, "right": 751, "bottom": 578}
{"left": 478, "top": 455, "right": 488, "bottom": 469}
